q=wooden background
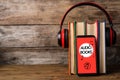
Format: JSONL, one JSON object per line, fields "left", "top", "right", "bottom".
{"left": 0, "top": 0, "right": 120, "bottom": 64}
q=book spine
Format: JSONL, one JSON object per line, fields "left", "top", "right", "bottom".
{"left": 97, "top": 21, "right": 100, "bottom": 74}
{"left": 99, "top": 21, "right": 106, "bottom": 74}
{"left": 84, "top": 21, "right": 87, "bottom": 35}
{"left": 68, "top": 22, "right": 71, "bottom": 75}
{"left": 74, "top": 21, "right": 77, "bottom": 74}
{"left": 96, "top": 20, "right": 99, "bottom": 42}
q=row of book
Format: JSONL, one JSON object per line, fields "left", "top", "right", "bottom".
{"left": 68, "top": 20, "right": 106, "bottom": 75}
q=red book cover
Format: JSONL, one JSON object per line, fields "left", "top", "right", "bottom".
{"left": 76, "top": 36, "right": 98, "bottom": 75}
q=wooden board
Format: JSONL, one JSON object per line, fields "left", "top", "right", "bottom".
{"left": 0, "top": 47, "right": 68, "bottom": 64}
{"left": 0, "top": 25, "right": 60, "bottom": 47}
{"left": 0, "top": 24, "right": 119, "bottom": 47}
{"left": 0, "top": 47, "right": 120, "bottom": 64}
{"left": 0, "top": 0, "right": 120, "bottom": 25}
{"left": 0, "top": 64, "right": 120, "bottom": 80}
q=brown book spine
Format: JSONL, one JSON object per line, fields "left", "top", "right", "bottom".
{"left": 68, "top": 22, "right": 71, "bottom": 75}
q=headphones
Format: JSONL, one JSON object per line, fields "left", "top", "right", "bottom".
{"left": 57, "top": 2, "right": 116, "bottom": 48}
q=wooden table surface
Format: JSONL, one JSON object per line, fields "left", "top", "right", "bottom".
{"left": 0, "top": 64, "right": 120, "bottom": 80}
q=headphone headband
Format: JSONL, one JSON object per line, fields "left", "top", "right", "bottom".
{"left": 60, "top": 2, "right": 113, "bottom": 31}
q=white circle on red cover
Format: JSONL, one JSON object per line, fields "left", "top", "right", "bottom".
{"left": 79, "top": 43, "right": 93, "bottom": 57}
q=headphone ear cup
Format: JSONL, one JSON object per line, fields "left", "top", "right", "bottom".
{"left": 57, "top": 31, "right": 62, "bottom": 47}
{"left": 112, "top": 29, "right": 116, "bottom": 45}
{"left": 64, "top": 29, "right": 68, "bottom": 48}
{"left": 105, "top": 28, "right": 110, "bottom": 47}
{"left": 58, "top": 29, "right": 68, "bottom": 48}
{"left": 105, "top": 28, "right": 116, "bottom": 47}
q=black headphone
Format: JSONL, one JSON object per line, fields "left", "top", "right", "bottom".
{"left": 57, "top": 2, "right": 116, "bottom": 48}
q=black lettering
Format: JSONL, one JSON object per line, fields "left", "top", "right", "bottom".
{"left": 86, "top": 46, "right": 89, "bottom": 49}
{"left": 81, "top": 51, "right": 83, "bottom": 54}
{"left": 81, "top": 46, "right": 84, "bottom": 49}
{"left": 88, "top": 44, "right": 92, "bottom": 49}
{"left": 85, "top": 50, "right": 88, "bottom": 54}
{"left": 81, "top": 45, "right": 92, "bottom": 49}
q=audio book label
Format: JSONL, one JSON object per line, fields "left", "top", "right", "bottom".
{"left": 79, "top": 43, "right": 93, "bottom": 57}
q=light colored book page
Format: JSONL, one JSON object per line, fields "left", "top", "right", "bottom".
{"left": 87, "top": 21, "right": 98, "bottom": 40}
{"left": 99, "top": 22, "right": 106, "bottom": 74}
{"left": 76, "top": 22, "right": 85, "bottom": 36}
{"left": 70, "top": 22, "right": 75, "bottom": 74}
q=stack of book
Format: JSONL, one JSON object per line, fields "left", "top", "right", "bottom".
{"left": 68, "top": 20, "right": 106, "bottom": 75}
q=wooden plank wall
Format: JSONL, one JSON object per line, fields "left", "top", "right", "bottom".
{"left": 0, "top": 0, "right": 120, "bottom": 64}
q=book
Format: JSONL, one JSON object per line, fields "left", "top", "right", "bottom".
{"left": 99, "top": 21, "right": 106, "bottom": 74}
{"left": 69, "top": 21, "right": 85, "bottom": 74}
{"left": 76, "top": 36, "right": 98, "bottom": 75}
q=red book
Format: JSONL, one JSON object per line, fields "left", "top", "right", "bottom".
{"left": 76, "top": 36, "right": 98, "bottom": 75}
